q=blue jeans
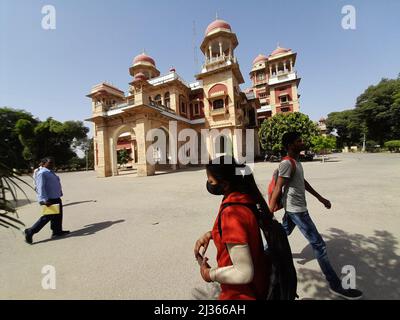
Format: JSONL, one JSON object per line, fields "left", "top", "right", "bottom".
{"left": 282, "top": 211, "right": 341, "bottom": 289}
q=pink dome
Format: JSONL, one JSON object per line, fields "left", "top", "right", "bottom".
{"left": 253, "top": 54, "right": 268, "bottom": 65}
{"left": 205, "top": 19, "right": 232, "bottom": 35}
{"left": 133, "top": 53, "right": 155, "bottom": 66}
{"left": 270, "top": 46, "right": 291, "bottom": 56}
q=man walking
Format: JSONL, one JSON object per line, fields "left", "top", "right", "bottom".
{"left": 24, "top": 157, "right": 69, "bottom": 244}
{"left": 32, "top": 159, "right": 45, "bottom": 191}
{"left": 269, "top": 132, "right": 363, "bottom": 300}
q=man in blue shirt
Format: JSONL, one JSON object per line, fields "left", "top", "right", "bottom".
{"left": 24, "top": 157, "right": 69, "bottom": 244}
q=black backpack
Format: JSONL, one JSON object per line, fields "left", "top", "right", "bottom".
{"left": 218, "top": 202, "right": 298, "bottom": 300}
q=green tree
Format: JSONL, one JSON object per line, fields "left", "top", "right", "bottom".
{"left": 0, "top": 107, "right": 39, "bottom": 170}
{"left": 326, "top": 110, "right": 363, "bottom": 148}
{"left": 355, "top": 78, "right": 400, "bottom": 145}
{"left": 80, "top": 137, "right": 95, "bottom": 170}
{"left": 117, "top": 148, "right": 131, "bottom": 167}
{"left": 384, "top": 140, "right": 400, "bottom": 152}
{"left": 327, "top": 77, "right": 400, "bottom": 149}
{"left": 15, "top": 117, "right": 89, "bottom": 167}
{"left": 259, "top": 112, "right": 320, "bottom": 154}
{"left": 311, "top": 135, "right": 336, "bottom": 162}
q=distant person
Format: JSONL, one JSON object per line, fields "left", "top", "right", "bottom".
{"left": 194, "top": 156, "right": 271, "bottom": 300}
{"left": 268, "top": 131, "right": 363, "bottom": 300}
{"left": 24, "top": 157, "right": 70, "bottom": 244}
{"left": 32, "top": 159, "right": 45, "bottom": 191}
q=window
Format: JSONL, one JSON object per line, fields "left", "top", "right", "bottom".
{"left": 280, "top": 95, "right": 289, "bottom": 104}
{"left": 193, "top": 103, "right": 200, "bottom": 115}
{"left": 213, "top": 99, "right": 224, "bottom": 109}
{"left": 219, "top": 136, "right": 226, "bottom": 153}
{"left": 257, "top": 72, "right": 265, "bottom": 81}
{"left": 180, "top": 102, "right": 186, "bottom": 114}
{"left": 154, "top": 94, "right": 162, "bottom": 105}
{"left": 164, "top": 92, "right": 170, "bottom": 109}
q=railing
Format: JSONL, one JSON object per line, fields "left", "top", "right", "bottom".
{"left": 148, "top": 72, "right": 190, "bottom": 88}
{"left": 209, "top": 107, "right": 228, "bottom": 116}
{"left": 202, "top": 56, "right": 237, "bottom": 72}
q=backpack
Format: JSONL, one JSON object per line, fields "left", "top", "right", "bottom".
{"left": 267, "top": 156, "right": 296, "bottom": 212}
{"left": 218, "top": 202, "right": 298, "bottom": 300}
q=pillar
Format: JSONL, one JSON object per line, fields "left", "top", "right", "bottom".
{"left": 135, "top": 116, "right": 156, "bottom": 177}
{"left": 95, "top": 123, "right": 112, "bottom": 177}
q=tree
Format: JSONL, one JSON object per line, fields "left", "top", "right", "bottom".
{"left": 117, "top": 148, "right": 131, "bottom": 167}
{"left": 0, "top": 107, "right": 39, "bottom": 170}
{"left": 355, "top": 78, "right": 400, "bottom": 145}
{"left": 0, "top": 140, "right": 31, "bottom": 230}
{"left": 15, "top": 117, "right": 89, "bottom": 167}
{"left": 384, "top": 140, "right": 400, "bottom": 152}
{"left": 326, "top": 110, "right": 363, "bottom": 148}
{"left": 259, "top": 112, "right": 320, "bottom": 154}
{"left": 327, "top": 77, "right": 400, "bottom": 149}
{"left": 311, "top": 135, "right": 336, "bottom": 162}
{"left": 79, "top": 138, "right": 95, "bottom": 170}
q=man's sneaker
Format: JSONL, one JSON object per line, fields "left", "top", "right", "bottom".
{"left": 24, "top": 229, "right": 33, "bottom": 244}
{"left": 51, "top": 230, "right": 70, "bottom": 238}
{"left": 329, "top": 286, "right": 363, "bottom": 300}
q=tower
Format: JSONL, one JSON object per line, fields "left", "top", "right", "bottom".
{"left": 250, "top": 45, "right": 301, "bottom": 123}
{"left": 195, "top": 18, "right": 253, "bottom": 159}
{"left": 195, "top": 19, "right": 245, "bottom": 127}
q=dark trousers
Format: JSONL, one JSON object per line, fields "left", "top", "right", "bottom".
{"left": 29, "top": 198, "right": 63, "bottom": 235}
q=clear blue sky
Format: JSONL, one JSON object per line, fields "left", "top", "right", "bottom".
{"left": 1, "top": 0, "right": 399, "bottom": 136}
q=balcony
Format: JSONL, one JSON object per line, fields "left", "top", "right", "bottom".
{"left": 209, "top": 107, "right": 227, "bottom": 116}
{"left": 201, "top": 55, "right": 237, "bottom": 73}
{"left": 268, "top": 70, "right": 297, "bottom": 86}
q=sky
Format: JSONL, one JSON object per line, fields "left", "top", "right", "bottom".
{"left": 1, "top": 0, "right": 400, "bottom": 137}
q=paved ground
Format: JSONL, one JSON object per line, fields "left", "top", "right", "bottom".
{"left": 1, "top": 153, "right": 400, "bottom": 300}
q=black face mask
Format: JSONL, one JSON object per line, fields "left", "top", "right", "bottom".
{"left": 206, "top": 181, "right": 225, "bottom": 195}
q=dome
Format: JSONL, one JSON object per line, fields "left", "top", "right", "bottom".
{"left": 270, "top": 46, "right": 291, "bottom": 57}
{"left": 253, "top": 54, "right": 268, "bottom": 65}
{"left": 133, "top": 53, "right": 156, "bottom": 66}
{"left": 205, "top": 19, "right": 232, "bottom": 35}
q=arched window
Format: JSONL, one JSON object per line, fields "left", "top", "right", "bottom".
{"left": 154, "top": 94, "right": 162, "bottom": 105}
{"left": 213, "top": 99, "right": 224, "bottom": 109}
{"left": 164, "top": 92, "right": 170, "bottom": 108}
{"left": 219, "top": 136, "right": 226, "bottom": 153}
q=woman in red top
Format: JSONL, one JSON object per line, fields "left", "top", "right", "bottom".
{"left": 194, "top": 156, "right": 271, "bottom": 300}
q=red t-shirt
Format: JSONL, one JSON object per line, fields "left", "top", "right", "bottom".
{"left": 211, "top": 192, "right": 270, "bottom": 300}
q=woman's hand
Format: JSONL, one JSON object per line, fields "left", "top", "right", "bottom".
{"left": 200, "top": 257, "right": 212, "bottom": 282}
{"left": 194, "top": 231, "right": 212, "bottom": 261}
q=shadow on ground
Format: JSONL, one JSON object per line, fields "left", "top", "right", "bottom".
{"left": 191, "top": 282, "right": 221, "bottom": 300}
{"left": 63, "top": 200, "right": 97, "bottom": 207}
{"left": 33, "top": 219, "right": 125, "bottom": 245}
{"left": 293, "top": 228, "right": 400, "bottom": 300}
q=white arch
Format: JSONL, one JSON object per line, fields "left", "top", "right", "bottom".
{"left": 110, "top": 124, "right": 137, "bottom": 176}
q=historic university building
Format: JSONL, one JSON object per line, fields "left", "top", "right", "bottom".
{"left": 86, "top": 18, "right": 301, "bottom": 177}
